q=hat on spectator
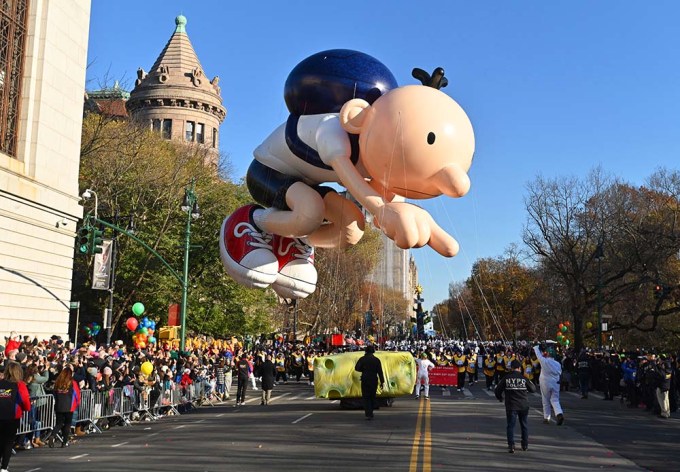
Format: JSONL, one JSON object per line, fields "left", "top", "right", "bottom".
{"left": 103, "top": 366, "right": 112, "bottom": 376}
{"left": 16, "top": 352, "right": 27, "bottom": 363}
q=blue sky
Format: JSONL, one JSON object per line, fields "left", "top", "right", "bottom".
{"left": 87, "top": 1, "right": 680, "bottom": 310}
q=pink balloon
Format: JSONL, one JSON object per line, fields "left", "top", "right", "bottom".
{"left": 126, "top": 317, "right": 139, "bottom": 331}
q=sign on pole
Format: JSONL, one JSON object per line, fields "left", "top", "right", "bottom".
{"left": 92, "top": 239, "right": 113, "bottom": 290}
{"left": 103, "top": 308, "right": 112, "bottom": 329}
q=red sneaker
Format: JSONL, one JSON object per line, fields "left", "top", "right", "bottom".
{"left": 219, "top": 205, "right": 278, "bottom": 288}
{"left": 271, "top": 235, "right": 317, "bottom": 299}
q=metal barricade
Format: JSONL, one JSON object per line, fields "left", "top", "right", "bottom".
{"left": 160, "top": 386, "right": 180, "bottom": 416}
{"left": 76, "top": 389, "right": 101, "bottom": 433}
{"left": 120, "top": 386, "right": 135, "bottom": 424}
{"left": 16, "top": 395, "right": 55, "bottom": 438}
{"left": 92, "top": 388, "right": 125, "bottom": 424}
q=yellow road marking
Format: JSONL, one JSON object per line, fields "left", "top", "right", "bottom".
{"left": 409, "top": 397, "right": 425, "bottom": 472}
{"left": 424, "top": 398, "right": 431, "bottom": 472}
{"left": 409, "top": 397, "right": 432, "bottom": 472}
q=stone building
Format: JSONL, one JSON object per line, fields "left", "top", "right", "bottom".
{"left": 0, "top": 1, "right": 92, "bottom": 340}
{"left": 126, "top": 15, "right": 226, "bottom": 163}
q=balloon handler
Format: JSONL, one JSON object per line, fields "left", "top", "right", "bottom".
{"left": 220, "top": 49, "right": 475, "bottom": 299}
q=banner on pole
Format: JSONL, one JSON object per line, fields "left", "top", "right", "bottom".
{"left": 92, "top": 239, "right": 113, "bottom": 290}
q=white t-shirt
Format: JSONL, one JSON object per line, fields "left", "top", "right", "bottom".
{"left": 417, "top": 358, "right": 435, "bottom": 377}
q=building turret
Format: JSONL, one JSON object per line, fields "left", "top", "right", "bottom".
{"left": 127, "top": 15, "right": 226, "bottom": 155}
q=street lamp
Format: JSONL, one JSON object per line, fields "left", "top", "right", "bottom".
{"left": 81, "top": 189, "right": 98, "bottom": 220}
{"left": 179, "top": 179, "right": 200, "bottom": 351}
{"left": 594, "top": 236, "right": 605, "bottom": 349}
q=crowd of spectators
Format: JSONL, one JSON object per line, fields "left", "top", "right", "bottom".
{"left": 1, "top": 330, "right": 677, "bottom": 468}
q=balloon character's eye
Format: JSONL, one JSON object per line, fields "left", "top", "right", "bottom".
{"left": 427, "top": 132, "right": 436, "bottom": 145}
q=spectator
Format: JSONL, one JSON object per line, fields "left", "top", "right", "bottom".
{"left": 46, "top": 366, "right": 81, "bottom": 448}
{"left": 0, "top": 361, "right": 31, "bottom": 472}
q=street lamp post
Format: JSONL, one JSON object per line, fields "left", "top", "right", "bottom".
{"left": 594, "top": 237, "right": 605, "bottom": 349}
{"left": 104, "top": 212, "right": 135, "bottom": 347}
{"left": 179, "top": 179, "right": 200, "bottom": 351}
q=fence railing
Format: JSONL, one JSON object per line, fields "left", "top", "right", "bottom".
{"left": 17, "top": 395, "right": 55, "bottom": 437}
{"left": 16, "top": 381, "right": 213, "bottom": 442}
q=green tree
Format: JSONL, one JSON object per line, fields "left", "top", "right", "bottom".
{"left": 74, "top": 113, "right": 276, "bottom": 341}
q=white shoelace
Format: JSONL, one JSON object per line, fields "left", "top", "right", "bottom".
{"left": 233, "top": 222, "right": 273, "bottom": 249}
{"left": 292, "top": 238, "right": 313, "bottom": 260}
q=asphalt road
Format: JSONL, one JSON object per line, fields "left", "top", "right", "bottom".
{"left": 8, "top": 379, "right": 677, "bottom": 472}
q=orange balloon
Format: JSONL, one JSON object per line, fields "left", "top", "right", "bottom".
{"left": 558, "top": 323, "right": 564, "bottom": 329}
{"left": 565, "top": 321, "right": 571, "bottom": 327}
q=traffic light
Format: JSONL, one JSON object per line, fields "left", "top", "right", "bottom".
{"left": 414, "top": 289, "right": 425, "bottom": 339}
{"left": 90, "top": 227, "right": 104, "bottom": 254}
{"left": 654, "top": 284, "right": 673, "bottom": 299}
{"left": 654, "top": 284, "right": 664, "bottom": 299}
{"left": 77, "top": 225, "right": 91, "bottom": 254}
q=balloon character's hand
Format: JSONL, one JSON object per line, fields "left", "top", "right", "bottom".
{"left": 374, "top": 202, "right": 459, "bottom": 257}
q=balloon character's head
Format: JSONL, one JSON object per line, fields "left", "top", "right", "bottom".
{"left": 340, "top": 67, "right": 475, "bottom": 200}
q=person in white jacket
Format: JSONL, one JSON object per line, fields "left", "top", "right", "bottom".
{"left": 415, "top": 353, "right": 435, "bottom": 399}
{"left": 533, "top": 344, "right": 565, "bottom": 425}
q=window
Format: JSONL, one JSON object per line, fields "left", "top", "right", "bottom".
{"left": 162, "top": 119, "right": 172, "bottom": 139}
{"left": 212, "top": 128, "right": 217, "bottom": 148}
{"left": 196, "top": 123, "right": 204, "bottom": 144}
{"left": 0, "top": 0, "right": 30, "bottom": 157}
{"left": 185, "top": 121, "right": 195, "bottom": 141}
{"left": 152, "top": 119, "right": 161, "bottom": 132}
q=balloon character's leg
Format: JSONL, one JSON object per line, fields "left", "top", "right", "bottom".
{"left": 253, "top": 182, "right": 326, "bottom": 300}
{"left": 307, "top": 191, "right": 365, "bottom": 249}
{"left": 254, "top": 182, "right": 325, "bottom": 238}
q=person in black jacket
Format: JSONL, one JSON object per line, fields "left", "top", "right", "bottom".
{"left": 495, "top": 359, "right": 537, "bottom": 453}
{"left": 576, "top": 349, "right": 592, "bottom": 399}
{"left": 354, "top": 346, "right": 386, "bottom": 420}
{"left": 258, "top": 354, "right": 277, "bottom": 405}
{"left": 235, "top": 354, "right": 250, "bottom": 407}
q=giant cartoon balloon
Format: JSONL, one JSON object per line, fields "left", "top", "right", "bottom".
{"left": 220, "top": 49, "right": 475, "bottom": 299}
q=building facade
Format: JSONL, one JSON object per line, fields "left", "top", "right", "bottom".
{"left": 0, "top": 1, "right": 92, "bottom": 340}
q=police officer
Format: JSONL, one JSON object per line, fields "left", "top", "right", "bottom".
{"left": 495, "top": 359, "right": 536, "bottom": 453}
{"left": 576, "top": 348, "right": 592, "bottom": 399}
{"left": 354, "top": 346, "right": 386, "bottom": 420}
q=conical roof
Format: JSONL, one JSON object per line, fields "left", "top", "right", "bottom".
{"left": 148, "top": 15, "right": 202, "bottom": 78}
{"left": 127, "top": 15, "right": 226, "bottom": 123}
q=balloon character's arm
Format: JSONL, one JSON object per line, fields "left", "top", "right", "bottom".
{"left": 316, "top": 116, "right": 387, "bottom": 215}
{"left": 316, "top": 115, "right": 458, "bottom": 257}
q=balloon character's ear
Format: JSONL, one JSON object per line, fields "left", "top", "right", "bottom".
{"left": 340, "top": 98, "right": 371, "bottom": 134}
